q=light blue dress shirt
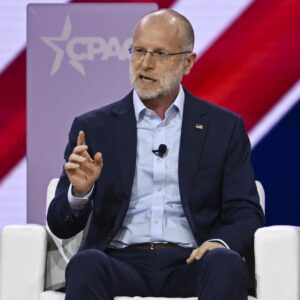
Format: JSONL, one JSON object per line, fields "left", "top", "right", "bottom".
{"left": 110, "top": 86, "right": 197, "bottom": 248}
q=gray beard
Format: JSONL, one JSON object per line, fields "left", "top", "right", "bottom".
{"left": 129, "top": 64, "right": 183, "bottom": 101}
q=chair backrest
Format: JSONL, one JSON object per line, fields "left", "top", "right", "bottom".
{"left": 46, "top": 178, "right": 60, "bottom": 212}
{"left": 45, "top": 178, "right": 265, "bottom": 290}
{"left": 45, "top": 178, "right": 87, "bottom": 290}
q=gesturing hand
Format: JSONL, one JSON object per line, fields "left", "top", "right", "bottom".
{"left": 64, "top": 131, "right": 103, "bottom": 197}
{"left": 186, "top": 241, "right": 225, "bottom": 264}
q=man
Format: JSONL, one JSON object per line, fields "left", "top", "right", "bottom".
{"left": 47, "top": 9, "right": 264, "bottom": 300}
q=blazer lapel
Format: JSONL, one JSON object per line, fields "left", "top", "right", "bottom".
{"left": 111, "top": 92, "right": 137, "bottom": 195}
{"left": 179, "top": 91, "right": 209, "bottom": 208}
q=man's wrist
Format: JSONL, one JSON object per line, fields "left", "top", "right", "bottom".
{"left": 68, "top": 184, "right": 94, "bottom": 213}
{"left": 72, "top": 185, "right": 93, "bottom": 198}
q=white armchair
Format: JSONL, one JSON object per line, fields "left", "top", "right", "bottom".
{"left": 0, "top": 179, "right": 299, "bottom": 300}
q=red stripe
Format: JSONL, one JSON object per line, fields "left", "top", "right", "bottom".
{"left": 182, "top": 0, "right": 300, "bottom": 130}
{"left": 0, "top": 111, "right": 26, "bottom": 180}
{"left": 0, "top": 52, "right": 26, "bottom": 181}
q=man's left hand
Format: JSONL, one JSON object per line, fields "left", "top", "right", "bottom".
{"left": 186, "top": 241, "right": 225, "bottom": 264}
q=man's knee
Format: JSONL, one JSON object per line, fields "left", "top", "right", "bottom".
{"left": 65, "top": 249, "right": 114, "bottom": 299}
{"left": 66, "top": 249, "right": 110, "bottom": 278}
{"left": 202, "top": 248, "right": 246, "bottom": 276}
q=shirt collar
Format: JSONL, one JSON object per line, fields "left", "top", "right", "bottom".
{"left": 133, "top": 85, "right": 185, "bottom": 122}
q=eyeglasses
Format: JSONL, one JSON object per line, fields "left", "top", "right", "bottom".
{"left": 129, "top": 46, "right": 192, "bottom": 61}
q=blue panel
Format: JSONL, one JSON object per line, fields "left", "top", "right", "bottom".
{"left": 252, "top": 99, "right": 300, "bottom": 225}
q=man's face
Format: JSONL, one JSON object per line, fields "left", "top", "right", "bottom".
{"left": 130, "top": 16, "right": 190, "bottom": 101}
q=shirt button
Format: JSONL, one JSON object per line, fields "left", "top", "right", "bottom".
{"left": 157, "top": 127, "right": 162, "bottom": 132}
{"left": 157, "top": 186, "right": 162, "bottom": 191}
{"left": 154, "top": 220, "right": 159, "bottom": 224}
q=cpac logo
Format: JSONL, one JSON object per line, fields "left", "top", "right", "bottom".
{"left": 41, "top": 15, "right": 132, "bottom": 76}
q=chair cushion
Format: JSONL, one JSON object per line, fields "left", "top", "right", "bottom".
{"left": 116, "top": 298, "right": 196, "bottom": 300}
{"left": 115, "top": 296, "right": 256, "bottom": 300}
{"left": 39, "top": 293, "right": 256, "bottom": 300}
{"left": 39, "top": 291, "right": 65, "bottom": 300}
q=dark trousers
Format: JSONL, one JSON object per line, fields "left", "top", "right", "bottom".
{"left": 65, "top": 247, "right": 248, "bottom": 300}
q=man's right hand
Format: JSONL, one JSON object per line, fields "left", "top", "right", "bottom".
{"left": 64, "top": 131, "right": 103, "bottom": 197}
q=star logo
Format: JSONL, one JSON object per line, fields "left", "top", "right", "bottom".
{"left": 41, "top": 15, "right": 132, "bottom": 76}
{"left": 41, "top": 15, "right": 72, "bottom": 76}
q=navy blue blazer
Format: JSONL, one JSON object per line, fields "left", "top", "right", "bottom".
{"left": 47, "top": 89, "right": 264, "bottom": 256}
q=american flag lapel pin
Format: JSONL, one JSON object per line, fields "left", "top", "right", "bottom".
{"left": 195, "top": 123, "right": 204, "bottom": 130}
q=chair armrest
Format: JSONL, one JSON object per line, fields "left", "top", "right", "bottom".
{"left": 255, "top": 225, "right": 300, "bottom": 300}
{"left": 0, "top": 225, "right": 47, "bottom": 300}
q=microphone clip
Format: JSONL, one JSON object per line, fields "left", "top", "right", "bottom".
{"left": 152, "top": 144, "right": 167, "bottom": 158}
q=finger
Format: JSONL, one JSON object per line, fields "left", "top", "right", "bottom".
{"left": 81, "top": 149, "right": 93, "bottom": 161}
{"left": 94, "top": 152, "right": 103, "bottom": 168}
{"left": 77, "top": 131, "right": 85, "bottom": 146}
{"left": 64, "top": 162, "right": 80, "bottom": 171}
{"left": 69, "top": 153, "right": 87, "bottom": 164}
{"left": 77, "top": 154, "right": 102, "bottom": 177}
{"left": 194, "top": 246, "right": 208, "bottom": 260}
{"left": 73, "top": 145, "right": 88, "bottom": 154}
{"left": 65, "top": 163, "right": 89, "bottom": 180}
{"left": 186, "top": 249, "right": 198, "bottom": 264}
{"left": 186, "top": 244, "right": 210, "bottom": 264}
{"left": 73, "top": 145, "right": 92, "bottom": 162}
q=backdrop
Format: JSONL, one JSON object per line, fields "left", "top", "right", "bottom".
{"left": 0, "top": 0, "right": 299, "bottom": 227}
{"left": 27, "top": 3, "right": 157, "bottom": 224}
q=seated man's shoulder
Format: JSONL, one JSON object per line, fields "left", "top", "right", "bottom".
{"left": 76, "top": 91, "right": 133, "bottom": 123}
{"left": 189, "top": 99, "right": 241, "bottom": 133}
